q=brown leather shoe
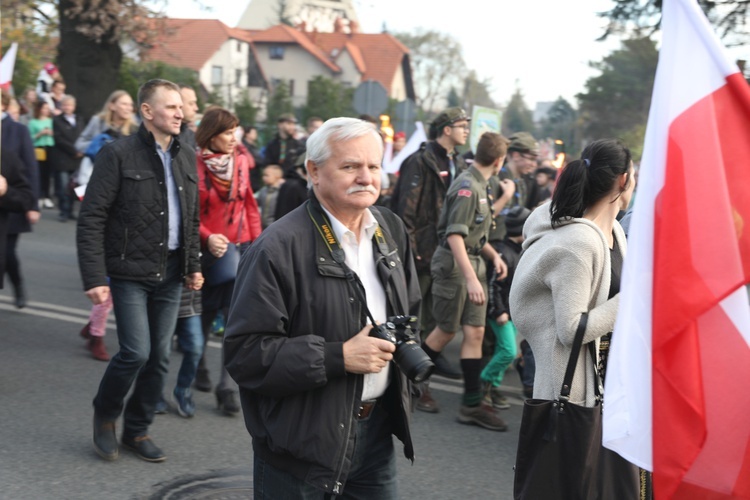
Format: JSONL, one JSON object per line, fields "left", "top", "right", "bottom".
{"left": 416, "top": 384, "right": 440, "bottom": 413}
{"left": 457, "top": 403, "right": 508, "bottom": 431}
{"left": 93, "top": 415, "right": 119, "bottom": 461}
{"left": 88, "top": 337, "right": 110, "bottom": 362}
{"left": 121, "top": 435, "right": 166, "bottom": 463}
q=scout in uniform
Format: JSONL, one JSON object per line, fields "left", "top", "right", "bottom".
{"left": 487, "top": 131, "right": 540, "bottom": 246}
{"left": 390, "top": 107, "right": 470, "bottom": 384}
{"left": 417, "top": 132, "right": 511, "bottom": 431}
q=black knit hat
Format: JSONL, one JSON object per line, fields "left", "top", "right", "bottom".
{"left": 505, "top": 206, "right": 531, "bottom": 237}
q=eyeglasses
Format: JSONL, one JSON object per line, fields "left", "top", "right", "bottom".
{"left": 450, "top": 124, "right": 471, "bottom": 131}
{"left": 520, "top": 153, "right": 538, "bottom": 161}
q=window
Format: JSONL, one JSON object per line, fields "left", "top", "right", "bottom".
{"left": 237, "top": 41, "right": 242, "bottom": 52}
{"left": 289, "top": 79, "right": 295, "bottom": 96}
{"left": 235, "top": 69, "right": 243, "bottom": 86}
{"left": 211, "top": 66, "right": 223, "bottom": 86}
{"left": 269, "top": 45, "right": 285, "bottom": 60}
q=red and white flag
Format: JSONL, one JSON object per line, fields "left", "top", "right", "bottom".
{"left": 0, "top": 42, "right": 18, "bottom": 89}
{"left": 603, "top": 0, "right": 750, "bottom": 498}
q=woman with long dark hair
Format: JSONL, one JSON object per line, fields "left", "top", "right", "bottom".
{"left": 194, "top": 107, "right": 262, "bottom": 415}
{"left": 510, "top": 139, "right": 640, "bottom": 498}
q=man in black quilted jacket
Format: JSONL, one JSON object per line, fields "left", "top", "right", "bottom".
{"left": 77, "top": 79, "right": 203, "bottom": 463}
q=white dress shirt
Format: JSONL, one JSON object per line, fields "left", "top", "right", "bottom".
{"left": 322, "top": 206, "right": 390, "bottom": 401}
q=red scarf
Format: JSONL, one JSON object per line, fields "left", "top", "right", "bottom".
{"left": 201, "top": 150, "right": 235, "bottom": 200}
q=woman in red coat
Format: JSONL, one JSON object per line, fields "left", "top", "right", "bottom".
{"left": 194, "top": 107, "right": 262, "bottom": 415}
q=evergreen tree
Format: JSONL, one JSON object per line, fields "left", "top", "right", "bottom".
{"left": 462, "top": 71, "right": 496, "bottom": 110}
{"left": 303, "top": 75, "right": 354, "bottom": 122}
{"left": 502, "top": 88, "right": 535, "bottom": 136}
{"left": 446, "top": 87, "right": 461, "bottom": 107}
{"left": 265, "top": 80, "right": 294, "bottom": 139}
{"left": 538, "top": 97, "right": 580, "bottom": 156}
{"left": 576, "top": 37, "right": 657, "bottom": 144}
{"left": 117, "top": 59, "right": 201, "bottom": 107}
{"left": 234, "top": 90, "right": 258, "bottom": 127}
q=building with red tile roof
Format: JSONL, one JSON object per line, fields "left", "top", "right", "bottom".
{"left": 139, "top": 18, "right": 267, "bottom": 109}
{"left": 136, "top": 17, "right": 414, "bottom": 122}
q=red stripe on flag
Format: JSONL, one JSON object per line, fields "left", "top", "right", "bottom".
{"left": 653, "top": 74, "right": 750, "bottom": 499}
{"left": 717, "top": 74, "right": 750, "bottom": 283}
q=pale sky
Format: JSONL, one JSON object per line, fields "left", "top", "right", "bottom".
{"left": 166, "top": 0, "right": 749, "bottom": 110}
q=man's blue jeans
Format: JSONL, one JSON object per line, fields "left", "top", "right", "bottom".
{"left": 173, "top": 314, "right": 204, "bottom": 392}
{"left": 93, "top": 255, "right": 182, "bottom": 438}
{"left": 253, "top": 403, "right": 398, "bottom": 499}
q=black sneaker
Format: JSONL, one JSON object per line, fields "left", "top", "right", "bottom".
{"left": 216, "top": 389, "right": 240, "bottom": 416}
{"left": 121, "top": 435, "right": 166, "bottom": 463}
{"left": 433, "top": 354, "right": 462, "bottom": 379}
{"left": 193, "top": 368, "right": 212, "bottom": 392}
{"left": 93, "top": 414, "right": 119, "bottom": 461}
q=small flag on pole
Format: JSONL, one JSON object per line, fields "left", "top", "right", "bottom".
{"left": 0, "top": 43, "right": 19, "bottom": 89}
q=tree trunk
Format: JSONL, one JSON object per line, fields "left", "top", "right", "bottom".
{"left": 57, "top": 0, "right": 123, "bottom": 122}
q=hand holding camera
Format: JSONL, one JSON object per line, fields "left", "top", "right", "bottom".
{"left": 343, "top": 324, "right": 395, "bottom": 375}
{"left": 370, "top": 316, "right": 435, "bottom": 383}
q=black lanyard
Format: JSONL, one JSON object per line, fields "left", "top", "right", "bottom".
{"left": 306, "top": 202, "right": 389, "bottom": 327}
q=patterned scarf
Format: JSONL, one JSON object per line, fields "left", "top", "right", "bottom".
{"left": 202, "top": 150, "right": 234, "bottom": 200}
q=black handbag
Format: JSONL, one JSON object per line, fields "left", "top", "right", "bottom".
{"left": 513, "top": 314, "right": 640, "bottom": 500}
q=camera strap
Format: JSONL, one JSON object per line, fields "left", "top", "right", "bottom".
{"left": 306, "top": 201, "right": 381, "bottom": 327}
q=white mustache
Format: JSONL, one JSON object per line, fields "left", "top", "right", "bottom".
{"left": 346, "top": 185, "right": 378, "bottom": 195}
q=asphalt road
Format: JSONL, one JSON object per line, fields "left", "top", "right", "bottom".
{"left": 0, "top": 213, "right": 524, "bottom": 499}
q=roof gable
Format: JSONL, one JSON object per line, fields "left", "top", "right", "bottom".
{"left": 141, "top": 18, "right": 240, "bottom": 72}
{"left": 309, "top": 32, "right": 408, "bottom": 93}
{"left": 248, "top": 25, "right": 341, "bottom": 73}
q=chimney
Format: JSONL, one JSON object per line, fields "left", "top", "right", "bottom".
{"left": 333, "top": 17, "right": 344, "bottom": 33}
{"left": 349, "top": 20, "right": 360, "bottom": 34}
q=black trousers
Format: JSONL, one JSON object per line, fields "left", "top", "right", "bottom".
{"left": 5, "top": 233, "right": 22, "bottom": 292}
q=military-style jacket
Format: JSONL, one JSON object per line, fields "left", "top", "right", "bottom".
{"left": 390, "top": 141, "right": 467, "bottom": 273}
{"left": 436, "top": 165, "right": 492, "bottom": 255}
{"left": 488, "top": 164, "right": 528, "bottom": 243}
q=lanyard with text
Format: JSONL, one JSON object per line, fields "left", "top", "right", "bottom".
{"left": 306, "top": 201, "right": 389, "bottom": 327}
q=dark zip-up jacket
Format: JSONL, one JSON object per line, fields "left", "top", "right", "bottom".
{"left": 264, "top": 133, "right": 302, "bottom": 173}
{"left": 77, "top": 124, "right": 201, "bottom": 291}
{"left": 224, "top": 193, "right": 421, "bottom": 495}
{"left": 390, "top": 141, "right": 466, "bottom": 273}
{"left": 487, "top": 237, "right": 523, "bottom": 320}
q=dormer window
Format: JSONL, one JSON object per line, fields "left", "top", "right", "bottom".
{"left": 269, "top": 46, "right": 285, "bottom": 60}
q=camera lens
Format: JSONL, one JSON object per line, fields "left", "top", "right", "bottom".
{"left": 394, "top": 342, "right": 435, "bottom": 383}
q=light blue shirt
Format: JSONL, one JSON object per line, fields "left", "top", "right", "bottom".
{"left": 155, "top": 140, "right": 182, "bottom": 250}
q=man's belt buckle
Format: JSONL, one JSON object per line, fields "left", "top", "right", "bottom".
{"left": 357, "top": 400, "right": 377, "bottom": 420}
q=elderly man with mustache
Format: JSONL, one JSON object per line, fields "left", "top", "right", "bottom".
{"left": 224, "top": 117, "right": 422, "bottom": 499}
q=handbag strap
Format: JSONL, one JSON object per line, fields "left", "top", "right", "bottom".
{"left": 234, "top": 201, "right": 245, "bottom": 244}
{"left": 558, "top": 313, "right": 603, "bottom": 404}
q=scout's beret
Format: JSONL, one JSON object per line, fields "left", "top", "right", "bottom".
{"left": 432, "top": 107, "right": 471, "bottom": 130}
{"left": 278, "top": 113, "right": 298, "bottom": 124}
{"left": 508, "top": 132, "right": 540, "bottom": 156}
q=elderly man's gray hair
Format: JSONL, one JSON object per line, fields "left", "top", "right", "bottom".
{"left": 305, "top": 117, "right": 383, "bottom": 167}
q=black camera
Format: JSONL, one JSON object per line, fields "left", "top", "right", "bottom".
{"left": 371, "top": 315, "right": 435, "bottom": 383}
